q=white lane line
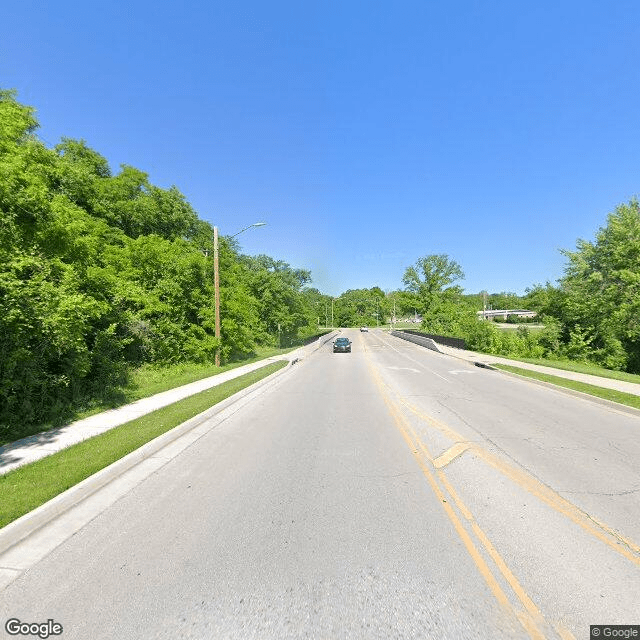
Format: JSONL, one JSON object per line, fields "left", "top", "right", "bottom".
{"left": 387, "top": 366, "right": 421, "bottom": 373}
{"left": 368, "top": 331, "right": 451, "bottom": 383}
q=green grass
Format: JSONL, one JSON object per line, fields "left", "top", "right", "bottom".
{"left": 123, "top": 334, "right": 333, "bottom": 402}
{"left": 0, "top": 360, "right": 287, "bottom": 529}
{"left": 364, "top": 322, "right": 420, "bottom": 331}
{"left": 389, "top": 322, "right": 422, "bottom": 330}
{"left": 491, "top": 356, "right": 640, "bottom": 384}
{"left": 1, "top": 346, "right": 300, "bottom": 447}
{"left": 494, "top": 324, "right": 545, "bottom": 332}
{"left": 494, "top": 364, "right": 640, "bottom": 410}
{"left": 126, "top": 346, "right": 297, "bottom": 401}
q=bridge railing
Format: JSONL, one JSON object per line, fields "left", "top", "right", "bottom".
{"left": 391, "top": 329, "right": 466, "bottom": 350}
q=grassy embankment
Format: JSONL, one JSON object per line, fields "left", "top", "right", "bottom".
{"left": 3, "top": 334, "right": 332, "bottom": 447}
{"left": 492, "top": 323, "right": 545, "bottom": 332}
{"left": 124, "top": 345, "right": 298, "bottom": 402}
{"left": 0, "top": 360, "right": 288, "bottom": 529}
{"left": 107, "top": 329, "right": 333, "bottom": 405}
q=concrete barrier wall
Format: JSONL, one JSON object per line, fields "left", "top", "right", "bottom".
{"left": 391, "top": 331, "right": 443, "bottom": 353}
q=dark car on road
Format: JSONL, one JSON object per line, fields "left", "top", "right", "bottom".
{"left": 333, "top": 337, "right": 352, "bottom": 353}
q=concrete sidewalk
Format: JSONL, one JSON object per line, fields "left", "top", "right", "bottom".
{"left": 0, "top": 332, "right": 337, "bottom": 476}
{"left": 436, "top": 344, "right": 640, "bottom": 397}
{"left": 4, "top": 329, "right": 637, "bottom": 477}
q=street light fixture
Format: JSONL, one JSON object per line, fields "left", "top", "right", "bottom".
{"left": 213, "top": 221, "right": 267, "bottom": 366}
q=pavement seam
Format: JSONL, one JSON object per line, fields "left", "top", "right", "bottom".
{"left": 364, "top": 354, "right": 548, "bottom": 639}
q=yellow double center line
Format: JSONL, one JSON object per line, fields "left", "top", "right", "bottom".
{"left": 365, "top": 354, "right": 575, "bottom": 640}
{"left": 397, "top": 394, "right": 640, "bottom": 566}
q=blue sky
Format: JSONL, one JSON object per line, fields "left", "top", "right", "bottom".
{"left": 3, "top": 1, "right": 639, "bottom": 296}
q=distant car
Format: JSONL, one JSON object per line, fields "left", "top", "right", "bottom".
{"left": 333, "top": 337, "right": 352, "bottom": 353}
{"left": 360, "top": 326, "right": 368, "bottom": 332}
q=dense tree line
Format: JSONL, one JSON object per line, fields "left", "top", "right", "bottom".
{"left": 3, "top": 88, "right": 639, "bottom": 440}
{"left": 400, "top": 201, "right": 640, "bottom": 372}
{"left": 0, "top": 90, "right": 322, "bottom": 437}
{"left": 524, "top": 198, "right": 640, "bottom": 371}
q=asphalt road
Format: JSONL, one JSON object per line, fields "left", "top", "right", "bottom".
{"left": 1, "top": 329, "right": 639, "bottom": 639}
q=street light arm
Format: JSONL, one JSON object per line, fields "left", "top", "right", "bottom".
{"left": 229, "top": 222, "right": 267, "bottom": 238}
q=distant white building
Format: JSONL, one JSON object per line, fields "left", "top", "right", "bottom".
{"left": 477, "top": 309, "right": 537, "bottom": 321}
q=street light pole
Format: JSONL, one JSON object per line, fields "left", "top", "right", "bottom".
{"left": 213, "top": 226, "right": 221, "bottom": 366}
{"left": 213, "top": 221, "right": 266, "bottom": 367}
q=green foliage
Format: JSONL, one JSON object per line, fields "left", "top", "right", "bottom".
{"left": 460, "top": 199, "right": 640, "bottom": 371}
{"left": 0, "top": 90, "right": 318, "bottom": 439}
{"left": 401, "top": 254, "right": 477, "bottom": 336}
{"left": 531, "top": 198, "right": 640, "bottom": 372}
{"left": 523, "top": 282, "right": 566, "bottom": 319}
{"left": 398, "top": 255, "right": 545, "bottom": 359}
{"left": 0, "top": 89, "right": 38, "bottom": 149}
{"left": 331, "top": 287, "right": 386, "bottom": 327}
{"left": 402, "top": 254, "right": 464, "bottom": 313}
{"left": 238, "top": 253, "right": 313, "bottom": 347}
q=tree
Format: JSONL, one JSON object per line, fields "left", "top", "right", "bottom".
{"left": 0, "top": 89, "right": 38, "bottom": 149}
{"left": 401, "top": 254, "right": 470, "bottom": 333}
{"left": 402, "top": 254, "right": 465, "bottom": 312}
{"left": 0, "top": 88, "right": 326, "bottom": 439}
{"left": 330, "top": 288, "right": 386, "bottom": 327}
{"left": 241, "top": 254, "right": 312, "bottom": 346}
{"left": 523, "top": 282, "right": 565, "bottom": 317}
{"left": 555, "top": 198, "right": 640, "bottom": 370}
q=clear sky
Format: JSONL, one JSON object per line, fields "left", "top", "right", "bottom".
{"left": 3, "top": 1, "right": 639, "bottom": 296}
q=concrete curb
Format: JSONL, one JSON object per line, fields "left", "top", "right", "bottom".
{"left": 494, "top": 366, "right": 640, "bottom": 419}
{"left": 0, "top": 333, "right": 339, "bottom": 477}
{"left": 293, "top": 330, "right": 339, "bottom": 362}
{"left": 0, "top": 360, "right": 294, "bottom": 560}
